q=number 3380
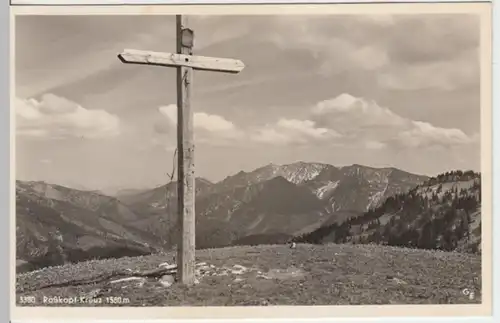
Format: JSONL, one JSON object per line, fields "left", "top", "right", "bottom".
{"left": 19, "top": 296, "right": 36, "bottom": 304}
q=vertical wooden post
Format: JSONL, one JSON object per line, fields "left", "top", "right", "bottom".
{"left": 118, "top": 14, "right": 244, "bottom": 286}
{"left": 176, "top": 14, "right": 196, "bottom": 285}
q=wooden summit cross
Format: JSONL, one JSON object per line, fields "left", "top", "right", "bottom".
{"left": 117, "top": 15, "right": 245, "bottom": 285}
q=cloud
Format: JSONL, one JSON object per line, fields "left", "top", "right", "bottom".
{"left": 386, "top": 15, "right": 479, "bottom": 64}
{"left": 365, "top": 140, "right": 387, "bottom": 150}
{"left": 16, "top": 94, "right": 120, "bottom": 139}
{"left": 308, "top": 93, "right": 474, "bottom": 149}
{"left": 375, "top": 15, "right": 479, "bottom": 91}
{"left": 191, "top": 112, "right": 237, "bottom": 133}
{"left": 159, "top": 104, "right": 238, "bottom": 133}
{"left": 250, "top": 118, "right": 340, "bottom": 146}
{"left": 247, "top": 93, "right": 476, "bottom": 149}
{"left": 312, "top": 93, "right": 406, "bottom": 130}
{"left": 157, "top": 105, "right": 341, "bottom": 147}
{"left": 266, "top": 18, "right": 390, "bottom": 74}
{"left": 156, "top": 105, "right": 243, "bottom": 146}
{"left": 163, "top": 92, "right": 473, "bottom": 150}
{"left": 377, "top": 48, "right": 479, "bottom": 91}
{"left": 398, "top": 121, "right": 473, "bottom": 148}
{"left": 262, "top": 14, "right": 479, "bottom": 91}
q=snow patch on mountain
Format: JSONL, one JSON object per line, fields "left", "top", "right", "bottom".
{"left": 260, "top": 162, "right": 328, "bottom": 185}
{"left": 366, "top": 183, "right": 389, "bottom": 210}
{"left": 315, "top": 181, "right": 340, "bottom": 199}
{"left": 219, "top": 162, "right": 329, "bottom": 190}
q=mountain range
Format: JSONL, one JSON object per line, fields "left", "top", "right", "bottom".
{"left": 118, "top": 162, "right": 429, "bottom": 247}
{"left": 19, "top": 162, "right": 473, "bottom": 273}
{"left": 294, "top": 170, "right": 482, "bottom": 254}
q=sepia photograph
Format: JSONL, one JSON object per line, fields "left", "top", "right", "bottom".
{"left": 11, "top": 2, "right": 493, "bottom": 318}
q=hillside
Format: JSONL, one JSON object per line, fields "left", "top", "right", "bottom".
{"left": 17, "top": 181, "right": 141, "bottom": 223}
{"left": 126, "top": 176, "right": 328, "bottom": 249}
{"left": 294, "top": 170, "right": 482, "bottom": 254}
{"left": 120, "top": 162, "right": 426, "bottom": 248}
{"left": 303, "top": 164, "right": 429, "bottom": 212}
{"left": 209, "top": 176, "right": 326, "bottom": 236}
{"left": 16, "top": 244, "right": 481, "bottom": 306}
{"left": 118, "top": 178, "right": 214, "bottom": 215}
{"left": 16, "top": 162, "right": 430, "bottom": 272}
{"left": 16, "top": 181, "right": 162, "bottom": 273}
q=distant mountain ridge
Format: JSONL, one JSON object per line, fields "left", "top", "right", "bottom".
{"left": 16, "top": 180, "right": 162, "bottom": 273}
{"left": 118, "top": 162, "right": 428, "bottom": 248}
{"left": 16, "top": 162, "right": 434, "bottom": 272}
{"left": 216, "top": 162, "right": 329, "bottom": 188}
{"left": 17, "top": 180, "right": 140, "bottom": 223}
{"left": 124, "top": 162, "right": 428, "bottom": 214}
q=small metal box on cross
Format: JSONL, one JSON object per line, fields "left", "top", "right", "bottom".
{"left": 181, "top": 28, "right": 194, "bottom": 48}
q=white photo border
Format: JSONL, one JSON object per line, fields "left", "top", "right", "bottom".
{"left": 5, "top": 1, "right": 498, "bottom": 323}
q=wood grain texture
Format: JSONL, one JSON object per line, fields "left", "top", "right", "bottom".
{"left": 118, "top": 49, "right": 245, "bottom": 73}
{"left": 176, "top": 14, "right": 196, "bottom": 286}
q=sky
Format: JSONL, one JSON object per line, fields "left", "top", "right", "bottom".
{"left": 15, "top": 14, "right": 481, "bottom": 191}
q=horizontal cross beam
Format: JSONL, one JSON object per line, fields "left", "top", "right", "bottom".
{"left": 118, "top": 49, "right": 245, "bottom": 74}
